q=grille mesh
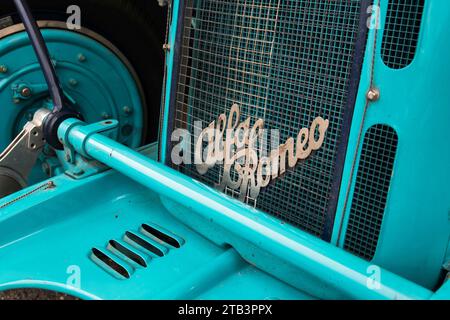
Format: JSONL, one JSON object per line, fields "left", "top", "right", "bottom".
{"left": 381, "top": 0, "right": 425, "bottom": 69}
{"left": 344, "top": 125, "right": 398, "bottom": 260}
{"left": 170, "top": 0, "right": 367, "bottom": 237}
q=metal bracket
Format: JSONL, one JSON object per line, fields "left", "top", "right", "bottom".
{"left": 60, "top": 119, "right": 119, "bottom": 179}
{"left": 60, "top": 120, "right": 119, "bottom": 159}
{"left": 11, "top": 81, "right": 49, "bottom": 103}
{"left": 0, "top": 108, "right": 50, "bottom": 186}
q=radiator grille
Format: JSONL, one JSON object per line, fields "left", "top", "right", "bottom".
{"left": 381, "top": 0, "right": 425, "bottom": 69}
{"left": 168, "top": 0, "right": 369, "bottom": 238}
{"left": 344, "top": 125, "right": 398, "bottom": 260}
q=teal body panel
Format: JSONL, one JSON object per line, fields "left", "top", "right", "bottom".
{"left": 432, "top": 280, "right": 450, "bottom": 300}
{"left": 331, "top": 0, "right": 450, "bottom": 289}
{"left": 160, "top": 1, "right": 182, "bottom": 163}
{"left": 0, "top": 144, "right": 311, "bottom": 300}
{"left": 51, "top": 119, "right": 433, "bottom": 299}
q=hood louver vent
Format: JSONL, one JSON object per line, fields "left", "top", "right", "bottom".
{"left": 108, "top": 240, "right": 147, "bottom": 267}
{"left": 91, "top": 248, "right": 131, "bottom": 280}
{"left": 90, "top": 223, "right": 184, "bottom": 279}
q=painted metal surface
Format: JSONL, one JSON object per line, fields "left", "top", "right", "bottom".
{"left": 332, "top": 0, "right": 450, "bottom": 290}
{"left": 0, "top": 144, "right": 310, "bottom": 300}
{"left": 50, "top": 118, "right": 432, "bottom": 299}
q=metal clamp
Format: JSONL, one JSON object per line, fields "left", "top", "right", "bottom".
{"left": 59, "top": 119, "right": 119, "bottom": 160}
{"left": 57, "top": 119, "right": 119, "bottom": 179}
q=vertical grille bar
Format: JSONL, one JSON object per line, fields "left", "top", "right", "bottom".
{"left": 344, "top": 125, "right": 398, "bottom": 260}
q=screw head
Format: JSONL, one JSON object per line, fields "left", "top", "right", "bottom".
{"left": 367, "top": 88, "right": 380, "bottom": 102}
{"left": 77, "top": 53, "right": 87, "bottom": 62}
{"left": 20, "top": 87, "right": 32, "bottom": 98}
{"left": 69, "top": 79, "right": 78, "bottom": 87}
{"left": 0, "top": 65, "right": 8, "bottom": 73}
{"left": 123, "top": 106, "right": 133, "bottom": 115}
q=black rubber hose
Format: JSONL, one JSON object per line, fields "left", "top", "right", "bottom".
{"left": 13, "top": 0, "right": 65, "bottom": 112}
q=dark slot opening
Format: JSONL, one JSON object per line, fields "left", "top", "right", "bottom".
{"left": 141, "top": 224, "right": 181, "bottom": 248}
{"left": 109, "top": 240, "right": 147, "bottom": 267}
{"left": 91, "top": 248, "right": 130, "bottom": 279}
{"left": 344, "top": 125, "right": 398, "bottom": 260}
{"left": 381, "top": 0, "right": 425, "bottom": 69}
{"left": 125, "top": 232, "right": 164, "bottom": 257}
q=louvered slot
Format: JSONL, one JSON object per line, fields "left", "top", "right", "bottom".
{"left": 124, "top": 231, "right": 166, "bottom": 257}
{"left": 141, "top": 223, "right": 183, "bottom": 248}
{"left": 107, "top": 240, "right": 148, "bottom": 267}
{"left": 90, "top": 222, "right": 184, "bottom": 279}
{"left": 91, "top": 248, "right": 131, "bottom": 279}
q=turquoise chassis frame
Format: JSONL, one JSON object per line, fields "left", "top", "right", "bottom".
{"left": 0, "top": 0, "right": 449, "bottom": 299}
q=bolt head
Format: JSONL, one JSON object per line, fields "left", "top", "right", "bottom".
{"left": 367, "top": 88, "right": 380, "bottom": 102}
{"left": 123, "top": 106, "right": 133, "bottom": 115}
{"left": 77, "top": 54, "right": 86, "bottom": 62}
{"left": 0, "top": 65, "right": 8, "bottom": 73}
{"left": 20, "top": 87, "right": 32, "bottom": 97}
{"left": 69, "top": 79, "right": 78, "bottom": 87}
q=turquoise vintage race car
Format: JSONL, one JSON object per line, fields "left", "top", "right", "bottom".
{"left": 0, "top": 0, "right": 448, "bottom": 300}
